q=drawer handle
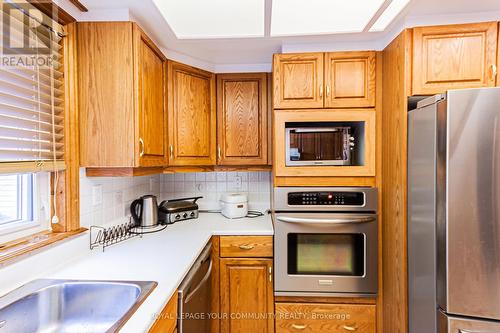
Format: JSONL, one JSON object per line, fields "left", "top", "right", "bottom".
{"left": 139, "top": 138, "right": 145, "bottom": 157}
{"left": 343, "top": 325, "right": 358, "bottom": 331}
{"left": 239, "top": 244, "right": 255, "bottom": 250}
{"left": 291, "top": 324, "right": 307, "bottom": 330}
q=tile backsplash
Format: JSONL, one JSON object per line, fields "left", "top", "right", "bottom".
{"left": 160, "top": 171, "right": 272, "bottom": 211}
{"left": 79, "top": 168, "right": 160, "bottom": 228}
{"left": 79, "top": 169, "right": 272, "bottom": 228}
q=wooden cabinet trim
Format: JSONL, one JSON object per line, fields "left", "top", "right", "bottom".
{"left": 273, "top": 53, "right": 324, "bottom": 109}
{"left": 324, "top": 51, "right": 376, "bottom": 108}
{"left": 412, "top": 22, "right": 498, "bottom": 94}
{"left": 216, "top": 73, "right": 268, "bottom": 165}
{"left": 219, "top": 235, "right": 273, "bottom": 258}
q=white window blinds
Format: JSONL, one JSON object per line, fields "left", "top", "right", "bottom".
{"left": 0, "top": 0, "right": 65, "bottom": 174}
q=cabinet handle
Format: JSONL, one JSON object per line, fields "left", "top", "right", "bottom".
{"left": 169, "top": 145, "right": 173, "bottom": 159}
{"left": 319, "top": 85, "right": 323, "bottom": 97}
{"left": 269, "top": 266, "right": 272, "bottom": 282}
{"left": 326, "top": 85, "right": 331, "bottom": 97}
{"left": 343, "top": 325, "right": 358, "bottom": 331}
{"left": 217, "top": 145, "right": 222, "bottom": 161}
{"left": 491, "top": 64, "right": 498, "bottom": 80}
{"left": 139, "top": 138, "right": 145, "bottom": 157}
{"left": 291, "top": 324, "right": 307, "bottom": 330}
{"left": 238, "top": 244, "right": 254, "bottom": 250}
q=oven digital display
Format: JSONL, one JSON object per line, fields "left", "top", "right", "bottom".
{"left": 287, "top": 191, "right": 365, "bottom": 206}
{"left": 287, "top": 233, "right": 365, "bottom": 276}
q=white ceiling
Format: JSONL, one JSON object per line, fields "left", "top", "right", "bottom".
{"left": 72, "top": 0, "right": 500, "bottom": 71}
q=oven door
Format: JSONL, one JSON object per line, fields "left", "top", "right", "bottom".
{"left": 274, "top": 212, "right": 378, "bottom": 296}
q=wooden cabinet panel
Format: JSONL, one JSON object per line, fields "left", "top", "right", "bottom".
{"left": 273, "top": 53, "right": 324, "bottom": 109}
{"left": 325, "top": 51, "right": 376, "bottom": 108}
{"left": 217, "top": 73, "right": 268, "bottom": 165}
{"left": 168, "top": 61, "right": 216, "bottom": 166}
{"left": 274, "top": 109, "right": 376, "bottom": 177}
{"left": 497, "top": 22, "right": 500, "bottom": 86}
{"left": 78, "top": 22, "right": 135, "bottom": 167}
{"left": 78, "top": 22, "right": 167, "bottom": 169}
{"left": 134, "top": 25, "right": 167, "bottom": 167}
{"left": 220, "top": 258, "right": 274, "bottom": 333}
{"left": 220, "top": 236, "right": 273, "bottom": 258}
{"left": 275, "top": 302, "right": 376, "bottom": 333}
{"left": 149, "top": 291, "right": 177, "bottom": 333}
{"left": 413, "top": 22, "right": 498, "bottom": 94}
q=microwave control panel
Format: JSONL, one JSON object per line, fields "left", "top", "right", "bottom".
{"left": 288, "top": 191, "right": 365, "bottom": 206}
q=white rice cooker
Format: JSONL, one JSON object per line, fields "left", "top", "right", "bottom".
{"left": 220, "top": 193, "right": 248, "bottom": 219}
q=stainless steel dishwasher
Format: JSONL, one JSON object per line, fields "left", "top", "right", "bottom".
{"left": 178, "top": 241, "right": 212, "bottom": 333}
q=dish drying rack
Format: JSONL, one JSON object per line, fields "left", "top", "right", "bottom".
{"left": 89, "top": 220, "right": 138, "bottom": 252}
{"left": 90, "top": 219, "right": 168, "bottom": 252}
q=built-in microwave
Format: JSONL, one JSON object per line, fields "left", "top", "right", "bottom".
{"left": 285, "top": 122, "right": 362, "bottom": 167}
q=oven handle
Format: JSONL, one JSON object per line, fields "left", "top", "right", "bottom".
{"left": 275, "top": 215, "right": 375, "bottom": 224}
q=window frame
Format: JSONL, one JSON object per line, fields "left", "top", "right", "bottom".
{"left": 0, "top": 14, "right": 84, "bottom": 264}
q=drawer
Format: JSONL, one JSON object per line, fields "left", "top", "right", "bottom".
{"left": 219, "top": 236, "right": 273, "bottom": 258}
{"left": 149, "top": 292, "right": 178, "bottom": 333}
{"left": 276, "top": 302, "right": 376, "bottom": 333}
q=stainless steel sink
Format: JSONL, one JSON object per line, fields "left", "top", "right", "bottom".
{"left": 0, "top": 279, "right": 157, "bottom": 333}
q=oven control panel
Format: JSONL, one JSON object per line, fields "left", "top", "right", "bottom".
{"left": 288, "top": 191, "right": 365, "bottom": 206}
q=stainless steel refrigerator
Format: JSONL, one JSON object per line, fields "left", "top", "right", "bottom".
{"left": 408, "top": 87, "right": 500, "bottom": 333}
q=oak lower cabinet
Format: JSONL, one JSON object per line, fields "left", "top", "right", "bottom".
{"left": 412, "top": 22, "right": 498, "bottom": 94}
{"left": 78, "top": 22, "right": 167, "bottom": 169}
{"left": 149, "top": 291, "right": 178, "bottom": 333}
{"left": 216, "top": 73, "right": 269, "bottom": 165}
{"left": 219, "top": 258, "right": 274, "bottom": 333}
{"left": 273, "top": 51, "right": 376, "bottom": 109}
{"left": 275, "top": 302, "right": 376, "bottom": 333}
{"left": 167, "top": 61, "right": 216, "bottom": 166}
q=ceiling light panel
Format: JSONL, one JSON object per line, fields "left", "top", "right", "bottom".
{"left": 369, "top": 0, "right": 411, "bottom": 32}
{"left": 271, "top": 0, "right": 386, "bottom": 37}
{"left": 153, "top": 0, "right": 265, "bottom": 39}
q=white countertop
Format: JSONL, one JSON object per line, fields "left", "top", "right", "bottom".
{"left": 1, "top": 213, "right": 273, "bottom": 333}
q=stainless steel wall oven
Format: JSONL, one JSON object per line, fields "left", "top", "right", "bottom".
{"left": 273, "top": 187, "right": 378, "bottom": 297}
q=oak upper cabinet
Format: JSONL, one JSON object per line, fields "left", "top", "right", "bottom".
{"left": 273, "top": 53, "right": 324, "bottom": 109}
{"left": 216, "top": 73, "right": 268, "bottom": 165}
{"left": 412, "top": 22, "right": 498, "bottom": 94}
{"left": 167, "top": 61, "right": 216, "bottom": 166}
{"left": 78, "top": 22, "right": 167, "bottom": 168}
{"left": 324, "top": 51, "right": 376, "bottom": 108}
{"left": 220, "top": 258, "right": 274, "bottom": 333}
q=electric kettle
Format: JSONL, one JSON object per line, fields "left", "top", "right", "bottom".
{"left": 130, "top": 195, "right": 159, "bottom": 227}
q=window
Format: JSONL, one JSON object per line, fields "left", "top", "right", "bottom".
{"left": 0, "top": 1, "right": 66, "bottom": 243}
{"left": 0, "top": 173, "right": 33, "bottom": 225}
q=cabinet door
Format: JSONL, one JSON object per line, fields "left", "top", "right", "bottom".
{"left": 413, "top": 22, "right": 498, "bottom": 94}
{"left": 134, "top": 25, "right": 167, "bottom": 167}
{"left": 325, "top": 51, "right": 376, "bottom": 108}
{"left": 220, "top": 258, "right": 274, "bottom": 333}
{"left": 273, "top": 53, "right": 324, "bottom": 109}
{"left": 167, "top": 61, "right": 216, "bottom": 166}
{"left": 217, "top": 73, "right": 268, "bottom": 165}
{"left": 497, "top": 22, "right": 500, "bottom": 86}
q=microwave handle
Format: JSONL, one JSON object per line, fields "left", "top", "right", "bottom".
{"left": 275, "top": 215, "right": 375, "bottom": 224}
